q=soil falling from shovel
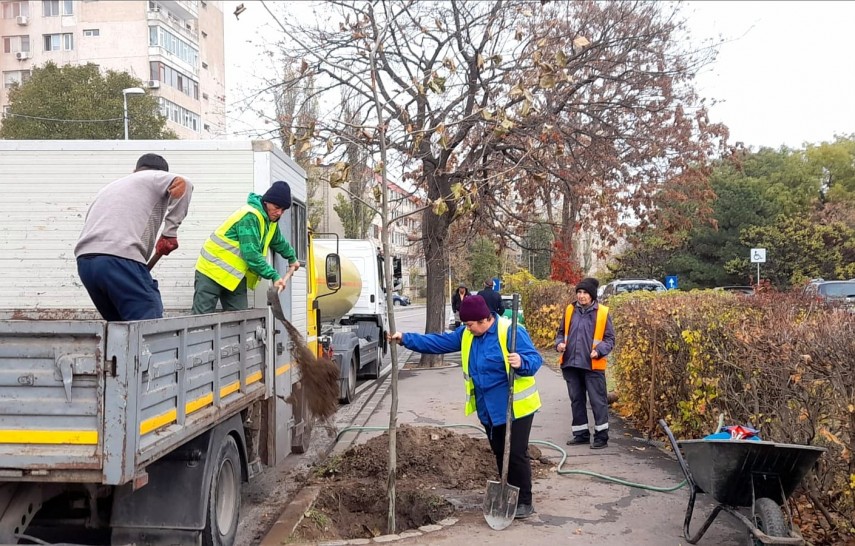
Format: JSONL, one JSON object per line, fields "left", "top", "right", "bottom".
{"left": 280, "top": 318, "right": 340, "bottom": 420}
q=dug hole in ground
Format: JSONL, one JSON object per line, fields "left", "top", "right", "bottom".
{"left": 263, "top": 351, "right": 746, "bottom": 545}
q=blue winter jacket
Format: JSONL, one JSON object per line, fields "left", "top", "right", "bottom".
{"left": 401, "top": 315, "right": 542, "bottom": 427}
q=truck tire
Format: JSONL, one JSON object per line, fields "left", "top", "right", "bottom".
{"left": 341, "top": 354, "right": 357, "bottom": 404}
{"left": 203, "top": 434, "right": 241, "bottom": 546}
{"left": 752, "top": 497, "right": 788, "bottom": 545}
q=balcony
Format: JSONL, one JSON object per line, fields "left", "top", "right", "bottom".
{"left": 147, "top": 8, "right": 198, "bottom": 43}
{"left": 158, "top": 0, "right": 198, "bottom": 21}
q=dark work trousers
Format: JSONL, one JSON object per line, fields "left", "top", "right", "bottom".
{"left": 191, "top": 271, "right": 249, "bottom": 314}
{"left": 485, "top": 413, "right": 534, "bottom": 505}
{"left": 77, "top": 254, "right": 163, "bottom": 321}
{"left": 562, "top": 366, "right": 609, "bottom": 442}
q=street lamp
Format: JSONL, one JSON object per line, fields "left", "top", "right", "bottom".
{"left": 122, "top": 87, "right": 145, "bottom": 140}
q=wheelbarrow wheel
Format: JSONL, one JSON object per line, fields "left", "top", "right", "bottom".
{"left": 752, "top": 497, "right": 788, "bottom": 544}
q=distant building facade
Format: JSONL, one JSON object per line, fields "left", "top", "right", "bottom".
{"left": 0, "top": 0, "right": 225, "bottom": 138}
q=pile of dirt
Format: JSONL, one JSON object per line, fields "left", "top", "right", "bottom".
{"left": 282, "top": 319, "right": 340, "bottom": 419}
{"left": 292, "top": 425, "right": 552, "bottom": 541}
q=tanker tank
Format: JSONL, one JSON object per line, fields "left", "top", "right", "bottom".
{"left": 314, "top": 242, "right": 362, "bottom": 322}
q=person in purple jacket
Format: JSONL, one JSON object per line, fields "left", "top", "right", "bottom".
{"left": 388, "top": 295, "right": 542, "bottom": 520}
{"left": 555, "top": 277, "right": 616, "bottom": 449}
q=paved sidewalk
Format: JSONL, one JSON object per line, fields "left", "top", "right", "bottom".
{"left": 354, "top": 360, "right": 746, "bottom": 545}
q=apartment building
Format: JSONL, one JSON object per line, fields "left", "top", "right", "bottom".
{"left": 0, "top": 0, "right": 224, "bottom": 138}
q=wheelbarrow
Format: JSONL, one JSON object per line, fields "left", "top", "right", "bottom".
{"left": 659, "top": 419, "right": 825, "bottom": 545}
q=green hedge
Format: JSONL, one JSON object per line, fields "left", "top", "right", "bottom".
{"left": 609, "top": 290, "right": 855, "bottom": 543}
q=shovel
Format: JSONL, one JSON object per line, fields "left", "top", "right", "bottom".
{"left": 266, "top": 265, "right": 298, "bottom": 323}
{"left": 483, "top": 293, "right": 520, "bottom": 530}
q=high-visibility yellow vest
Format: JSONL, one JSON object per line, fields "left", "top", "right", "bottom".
{"left": 562, "top": 304, "right": 610, "bottom": 370}
{"left": 461, "top": 317, "right": 541, "bottom": 420}
{"left": 195, "top": 205, "right": 277, "bottom": 291}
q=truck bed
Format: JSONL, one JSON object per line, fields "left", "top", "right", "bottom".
{"left": 0, "top": 309, "right": 272, "bottom": 486}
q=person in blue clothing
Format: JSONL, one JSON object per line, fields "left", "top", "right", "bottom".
{"left": 388, "top": 295, "right": 542, "bottom": 520}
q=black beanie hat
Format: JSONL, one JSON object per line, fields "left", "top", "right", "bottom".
{"left": 135, "top": 153, "right": 169, "bottom": 172}
{"left": 263, "top": 181, "right": 292, "bottom": 210}
{"left": 576, "top": 277, "right": 600, "bottom": 299}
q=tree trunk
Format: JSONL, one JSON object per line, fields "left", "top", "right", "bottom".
{"left": 418, "top": 165, "right": 452, "bottom": 368}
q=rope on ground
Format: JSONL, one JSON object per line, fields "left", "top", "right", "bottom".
{"left": 334, "top": 424, "right": 686, "bottom": 493}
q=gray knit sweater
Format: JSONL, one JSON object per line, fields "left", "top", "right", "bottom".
{"left": 74, "top": 170, "right": 193, "bottom": 264}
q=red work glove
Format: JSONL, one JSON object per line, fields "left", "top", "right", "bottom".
{"left": 155, "top": 236, "right": 179, "bottom": 256}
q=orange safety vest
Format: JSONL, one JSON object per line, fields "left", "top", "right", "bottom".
{"left": 561, "top": 304, "right": 609, "bottom": 370}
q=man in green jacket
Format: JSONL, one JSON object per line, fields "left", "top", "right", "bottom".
{"left": 192, "top": 181, "right": 299, "bottom": 314}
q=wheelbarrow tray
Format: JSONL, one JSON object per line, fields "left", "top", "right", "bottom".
{"left": 678, "top": 439, "right": 825, "bottom": 507}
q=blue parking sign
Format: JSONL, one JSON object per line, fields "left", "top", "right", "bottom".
{"left": 665, "top": 276, "right": 678, "bottom": 290}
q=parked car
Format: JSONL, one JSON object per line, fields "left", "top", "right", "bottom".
{"left": 802, "top": 279, "right": 855, "bottom": 307}
{"left": 500, "top": 295, "right": 525, "bottom": 326}
{"left": 713, "top": 286, "right": 755, "bottom": 296}
{"left": 600, "top": 278, "right": 666, "bottom": 301}
{"left": 392, "top": 292, "right": 411, "bottom": 306}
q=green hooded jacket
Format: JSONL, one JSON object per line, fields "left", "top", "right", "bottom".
{"left": 223, "top": 193, "right": 297, "bottom": 281}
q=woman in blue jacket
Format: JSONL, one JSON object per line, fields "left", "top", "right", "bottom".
{"left": 388, "top": 295, "right": 543, "bottom": 520}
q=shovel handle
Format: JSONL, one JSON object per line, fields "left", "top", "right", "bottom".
{"left": 499, "top": 293, "right": 520, "bottom": 487}
{"left": 147, "top": 252, "right": 162, "bottom": 271}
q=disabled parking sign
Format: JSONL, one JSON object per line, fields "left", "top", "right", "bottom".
{"left": 665, "top": 276, "right": 678, "bottom": 290}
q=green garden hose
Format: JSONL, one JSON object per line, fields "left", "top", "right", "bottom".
{"left": 334, "top": 424, "right": 687, "bottom": 493}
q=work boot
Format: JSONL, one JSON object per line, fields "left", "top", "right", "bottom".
{"left": 567, "top": 436, "right": 590, "bottom": 446}
{"left": 591, "top": 438, "right": 608, "bottom": 449}
{"left": 514, "top": 503, "right": 534, "bottom": 519}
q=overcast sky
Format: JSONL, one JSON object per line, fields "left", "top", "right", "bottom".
{"left": 223, "top": 1, "right": 855, "bottom": 149}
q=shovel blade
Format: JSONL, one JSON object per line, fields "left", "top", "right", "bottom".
{"left": 266, "top": 285, "right": 287, "bottom": 323}
{"left": 483, "top": 479, "right": 519, "bottom": 530}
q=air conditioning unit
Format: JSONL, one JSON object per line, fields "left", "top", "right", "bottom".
{"left": 144, "top": 80, "right": 161, "bottom": 89}
{"left": 16, "top": 15, "right": 28, "bottom": 25}
{"left": 15, "top": 51, "right": 30, "bottom": 61}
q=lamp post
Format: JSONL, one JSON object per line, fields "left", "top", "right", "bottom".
{"left": 122, "top": 87, "right": 145, "bottom": 140}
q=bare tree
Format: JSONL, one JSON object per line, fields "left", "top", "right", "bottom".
{"left": 263, "top": 0, "right": 725, "bottom": 358}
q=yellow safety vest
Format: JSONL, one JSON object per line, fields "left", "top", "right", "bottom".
{"left": 461, "top": 317, "right": 541, "bottom": 420}
{"left": 195, "top": 205, "right": 277, "bottom": 291}
{"left": 562, "top": 303, "right": 610, "bottom": 370}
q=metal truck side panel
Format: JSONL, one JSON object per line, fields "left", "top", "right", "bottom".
{"left": 0, "top": 319, "right": 104, "bottom": 480}
{"left": 129, "top": 312, "right": 268, "bottom": 472}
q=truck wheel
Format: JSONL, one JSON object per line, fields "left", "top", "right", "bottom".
{"left": 752, "top": 497, "right": 788, "bottom": 545}
{"left": 341, "top": 354, "right": 357, "bottom": 404}
{"left": 203, "top": 435, "right": 241, "bottom": 546}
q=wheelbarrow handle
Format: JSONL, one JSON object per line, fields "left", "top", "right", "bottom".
{"left": 658, "top": 419, "right": 694, "bottom": 488}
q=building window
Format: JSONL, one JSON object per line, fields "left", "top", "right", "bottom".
{"left": 158, "top": 97, "right": 200, "bottom": 132}
{"left": 43, "top": 0, "right": 73, "bottom": 16}
{"left": 82, "top": 29, "right": 99, "bottom": 37}
{"left": 44, "top": 33, "right": 73, "bottom": 51}
{"left": 3, "top": 69, "right": 30, "bottom": 88}
{"left": 148, "top": 25, "right": 198, "bottom": 68}
{"left": 2, "top": 35, "right": 30, "bottom": 53}
{"left": 202, "top": 92, "right": 208, "bottom": 100}
{"left": 149, "top": 61, "right": 199, "bottom": 99}
{"left": 201, "top": 61, "right": 207, "bottom": 69}
{"left": 201, "top": 30, "right": 207, "bottom": 38}
{"left": 1, "top": 1, "right": 29, "bottom": 18}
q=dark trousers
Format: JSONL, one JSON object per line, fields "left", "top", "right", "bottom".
{"left": 191, "top": 271, "right": 248, "bottom": 314}
{"left": 77, "top": 255, "right": 163, "bottom": 321}
{"left": 485, "top": 413, "right": 534, "bottom": 505}
{"left": 562, "top": 366, "right": 609, "bottom": 442}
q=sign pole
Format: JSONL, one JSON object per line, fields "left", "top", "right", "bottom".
{"left": 756, "top": 262, "right": 760, "bottom": 287}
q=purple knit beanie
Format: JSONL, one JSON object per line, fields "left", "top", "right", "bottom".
{"left": 458, "top": 295, "right": 491, "bottom": 322}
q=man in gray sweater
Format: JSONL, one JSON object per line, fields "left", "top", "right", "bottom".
{"left": 74, "top": 153, "right": 193, "bottom": 321}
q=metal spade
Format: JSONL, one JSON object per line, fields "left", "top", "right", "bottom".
{"left": 483, "top": 293, "right": 520, "bottom": 530}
